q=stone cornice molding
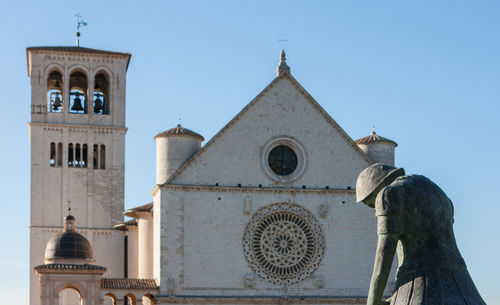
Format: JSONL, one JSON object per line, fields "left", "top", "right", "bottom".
{"left": 27, "top": 47, "right": 131, "bottom": 76}
{"left": 34, "top": 263, "right": 106, "bottom": 275}
{"left": 152, "top": 183, "right": 356, "bottom": 196}
{"left": 30, "top": 226, "right": 121, "bottom": 233}
{"left": 28, "top": 122, "right": 128, "bottom": 132}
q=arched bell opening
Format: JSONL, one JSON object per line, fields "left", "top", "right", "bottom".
{"left": 58, "top": 287, "right": 81, "bottom": 305}
{"left": 94, "top": 72, "right": 109, "bottom": 115}
{"left": 47, "top": 70, "right": 63, "bottom": 113}
{"left": 69, "top": 71, "right": 88, "bottom": 114}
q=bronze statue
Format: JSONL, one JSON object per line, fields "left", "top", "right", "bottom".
{"left": 356, "top": 163, "right": 485, "bottom": 305}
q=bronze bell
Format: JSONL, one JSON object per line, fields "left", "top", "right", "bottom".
{"left": 52, "top": 96, "right": 62, "bottom": 111}
{"left": 71, "top": 96, "right": 84, "bottom": 112}
{"left": 94, "top": 98, "right": 103, "bottom": 113}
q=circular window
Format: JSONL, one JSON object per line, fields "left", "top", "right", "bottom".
{"left": 261, "top": 137, "right": 306, "bottom": 183}
{"left": 243, "top": 203, "right": 325, "bottom": 285}
{"left": 268, "top": 145, "right": 298, "bottom": 176}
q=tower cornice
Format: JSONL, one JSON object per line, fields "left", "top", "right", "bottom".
{"left": 28, "top": 122, "right": 128, "bottom": 132}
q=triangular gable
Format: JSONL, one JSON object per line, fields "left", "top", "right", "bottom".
{"left": 165, "top": 71, "right": 372, "bottom": 185}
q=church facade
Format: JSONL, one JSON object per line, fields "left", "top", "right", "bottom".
{"left": 28, "top": 46, "right": 398, "bottom": 305}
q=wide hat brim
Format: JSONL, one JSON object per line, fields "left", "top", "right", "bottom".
{"left": 356, "top": 163, "right": 405, "bottom": 204}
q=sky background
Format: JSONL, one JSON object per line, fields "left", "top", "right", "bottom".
{"left": 0, "top": 1, "right": 499, "bottom": 304}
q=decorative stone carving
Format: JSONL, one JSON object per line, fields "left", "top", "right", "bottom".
{"left": 242, "top": 272, "right": 258, "bottom": 288}
{"left": 243, "top": 203, "right": 325, "bottom": 285}
{"left": 318, "top": 203, "right": 328, "bottom": 218}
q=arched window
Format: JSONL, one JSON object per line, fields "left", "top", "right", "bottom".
{"left": 75, "top": 144, "right": 81, "bottom": 167}
{"left": 69, "top": 71, "right": 88, "bottom": 114}
{"left": 143, "top": 294, "right": 156, "bottom": 305}
{"left": 58, "top": 287, "right": 81, "bottom": 305}
{"left": 124, "top": 294, "right": 137, "bottom": 305}
{"left": 82, "top": 144, "right": 88, "bottom": 167}
{"left": 100, "top": 144, "right": 106, "bottom": 169}
{"left": 104, "top": 293, "right": 117, "bottom": 305}
{"left": 57, "top": 143, "right": 63, "bottom": 166}
{"left": 47, "top": 70, "right": 63, "bottom": 113}
{"left": 68, "top": 143, "right": 74, "bottom": 167}
{"left": 50, "top": 142, "right": 56, "bottom": 166}
{"left": 93, "top": 144, "right": 99, "bottom": 169}
{"left": 94, "top": 72, "right": 109, "bottom": 115}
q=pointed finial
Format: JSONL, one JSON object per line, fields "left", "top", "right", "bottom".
{"left": 64, "top": 201, "right": 75, "bottom": 231}
{"left": 371, "top": 124, "right": 376, "bottom": 134}
{"left": 277, "top": 49, "right": 290, "bottom": 76}
{"left": 177, "top": 117, "right": 181, "bottom": 127}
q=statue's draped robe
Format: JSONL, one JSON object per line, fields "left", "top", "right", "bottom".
{"left": 376, "top": 175, "right": 485, "bottom": 305}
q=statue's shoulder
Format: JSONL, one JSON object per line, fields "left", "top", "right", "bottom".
{"left": 389, "top": 174, "right": 450, "bottom": 204}
{"left": 390, "top": 174, "right": 437, "bottom": 190}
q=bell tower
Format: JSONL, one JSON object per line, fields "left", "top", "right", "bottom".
{"left": 27, "top": 46, "right": 131, "bottom": 305}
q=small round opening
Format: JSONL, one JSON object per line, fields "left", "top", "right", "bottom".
{"left": 268, "top": 145, "right": 298, "bottom": 176}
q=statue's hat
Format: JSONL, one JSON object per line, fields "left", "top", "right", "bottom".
{"left": 356, "top": 163, "right": 405, "bottom": 204}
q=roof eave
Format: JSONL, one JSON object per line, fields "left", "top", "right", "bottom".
{"left": 26, "top": 47, "right": 132, "bottom": 75}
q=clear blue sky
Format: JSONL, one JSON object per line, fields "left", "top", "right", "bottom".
{"left": 0, "top": 1, "right": 499, "bottom": 304}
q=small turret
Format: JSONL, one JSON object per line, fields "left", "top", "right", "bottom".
{"left": 356, "top": 131, "right": 397, "bottom": 166}
{"left": 154, "top": 123, "right": 204, "bottom": 184}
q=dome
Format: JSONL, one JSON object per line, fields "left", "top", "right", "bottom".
{"left": 154, "top": 124, "right": 204, "bottom": 141}
{"left": 44, "top": 214, "right": 93, "bottom": 262}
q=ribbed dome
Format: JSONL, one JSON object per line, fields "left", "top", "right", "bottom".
{"left": 44, "top": 214, "right": 93, "bottom": 262}
{"left": 154, "top": 124, "right": 204, "bottom": 141}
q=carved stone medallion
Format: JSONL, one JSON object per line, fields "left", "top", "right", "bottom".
{"left": 243, "top": 203, "right": 325, "bottom": 285}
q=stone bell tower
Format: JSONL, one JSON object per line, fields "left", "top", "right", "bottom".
{"left": 27, "top": 46, "right": 131, "bottom": 305}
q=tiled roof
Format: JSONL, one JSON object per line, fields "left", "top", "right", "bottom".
{"left": 124, "top": 202, "right": 153, "bottom": 218}
{"left": 113, "top": 219, "right": 138, "bottom": 231}
{"left": 101, "top": 278, "right": 159, "bottom": 290}
{"left": 27, "top": 46, "right": 131, "bottom": 57}
{"left": 155, "top": 124, "right": 204, "bottom": 141}
{"left": 355, "top": 132, "right": 397, "bottom": 146}
{"left": 35, "top": 263, "right": 106, "bottom": 271}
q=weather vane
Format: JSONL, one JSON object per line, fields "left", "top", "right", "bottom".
{"left": 75, "top": 13, "right": 88, "bottom": 47}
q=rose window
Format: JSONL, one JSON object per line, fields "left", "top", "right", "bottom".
{"left": 243, "top": 203, "right": 325, "bottom": 285}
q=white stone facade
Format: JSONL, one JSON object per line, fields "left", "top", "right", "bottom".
{"left": 147, "top": 72, "right": 396, "bottom": 304}
{"left": 30, "top": 48, "right": 398, "bottom": 305}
